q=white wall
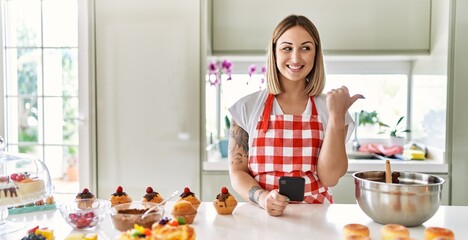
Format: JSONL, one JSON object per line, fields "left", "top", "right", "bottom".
{"left": 94, "top": 0, "right": 201, "bottom": 199}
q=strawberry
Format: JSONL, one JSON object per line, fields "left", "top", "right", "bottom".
{"left": 183, "top": 187, "right": 191, "bottom": 194}
{"left": 221, "top": 187, "right": 229, "bottom": 194}
{"left": 69, "top": 213, "right": 79, "bottom": 221}
{"left": 146, "top": 187, "right": 153, "bottom": 193}
{"left": 27, "top": 225, "right": 39, "bottom": 234}
{"left": 82, "top": 188, "right": 89, "bottom": 194}
{"left": 84, "top": 211, "right": 95, "bottom": 219}
{"left": 15, "top": 173, "right": 26, "bottom": 182}
{"left": 116, "top": 186, "right": 123, "bottom": 193}
{"left": 10, "top": 173, "right": 18, "bottom": 181}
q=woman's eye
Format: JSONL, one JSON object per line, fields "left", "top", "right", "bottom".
{"left": 281, "top": 47, "right": 292, "bottom": 51}
{"left": 302, "top": 46, "right": 311, "bottom": 51}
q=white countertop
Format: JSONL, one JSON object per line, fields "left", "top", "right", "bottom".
{"left": 3, "top": 202, "right": 466, "bottom": 239}
{"left": 204, "top": 158, "right": 449, "bottom": 174}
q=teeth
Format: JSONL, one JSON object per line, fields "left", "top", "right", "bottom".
{"left": 288, "top": 65, "right": 302, "bottom": 70}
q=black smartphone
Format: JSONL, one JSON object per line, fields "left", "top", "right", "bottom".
{"left": 278, "top": 176, "right": 305, "bottom": 202}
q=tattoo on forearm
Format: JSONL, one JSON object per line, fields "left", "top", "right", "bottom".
{"left": 248, "top": 186, "right": 265, "bottom": 208}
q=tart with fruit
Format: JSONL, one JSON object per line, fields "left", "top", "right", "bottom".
{"left": 118, "top": 224, "right": 153, "bottom": 240}
{"left": 213, "top": 187, "right": 237, "bottom": 215}
{"left": 142, "top": 186, "right": 164, "bottom": 204}
{"left": 152, "top": 217, "right": 196, "bottom": 240}
{"left": 177, "top": 187, "right": 200, "bottom": 209}
{"left": 110, "top": 186, "right": 132, "bottom": 207}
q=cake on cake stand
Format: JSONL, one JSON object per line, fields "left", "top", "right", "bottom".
{"left": 0, "top": 137, "right": 53, "bottom": 235}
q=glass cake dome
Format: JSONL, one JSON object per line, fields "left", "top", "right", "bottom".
{"left": 0, "top": 136, "right": 54, "bottom": 233}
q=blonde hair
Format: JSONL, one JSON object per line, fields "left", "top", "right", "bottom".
{"left": 266, "top": 14, "right": 325, "bottom": 96}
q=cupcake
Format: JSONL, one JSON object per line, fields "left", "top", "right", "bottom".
{"left": 75, "top": 188, "right": 96, "bottom": 210}
{"left": 171, "top": 200, "right": 197, "bottom": 224}
{"left": 142, "top": 186, "right": 164, "bottom": 203}
{"left": 178, "top": 187, "right": 201, "bottom": 209}
{"left": 213, "top": 187, "right": 237, "bottom": 215}
{"left": 110, "top": 186, "right": 133, "bottom": 207}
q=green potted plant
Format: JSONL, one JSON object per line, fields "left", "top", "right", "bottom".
{"left": 358, "top": 110, "right": 380, "bottom": 126}
{"left": 379, "top": 116, "right": 411, "bottom": 146}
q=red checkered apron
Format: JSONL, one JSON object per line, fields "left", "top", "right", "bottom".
{"left": 249, "top": 94, "right": 333, "bottom": 204}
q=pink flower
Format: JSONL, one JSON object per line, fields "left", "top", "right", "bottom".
{"left": 221, "top": 60, "right": 233, "bottom": 81}
{"left": 260, "top": 65, "right": 266, "bottom": 85}
{"left": 248, "top": 64, "right": 256, "bottom": 77}
{"left": 207, "top": 59, "right": 233, "bottom": 86}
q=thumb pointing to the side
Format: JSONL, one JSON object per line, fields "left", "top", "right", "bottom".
{"left": 350, "top": 94, "right": 365, "bottom": 106}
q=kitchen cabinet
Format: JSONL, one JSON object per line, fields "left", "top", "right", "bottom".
{"left": 201, "top": 171, "right": 242, "bottom": 202}
{"left": 202, "top": 167, "right": 450, "bottom": 205}
{"left": 94, "top": 0, "right": 201, "bottom": 198}
{"left": 211, "top": 0, "right": 431, "bottom": 55}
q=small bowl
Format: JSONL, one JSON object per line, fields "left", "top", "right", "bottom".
{"left": 110, "top": 201, "right": 164, "bottom": 232}
{"left": 58, "top": 199, "right": 110, "bottom": 230}
{"left": 353, "top": 171, "right": 445, "bottom": 227}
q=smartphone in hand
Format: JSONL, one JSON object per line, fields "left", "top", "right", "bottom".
{"left": 278, "top": 176, "right": 305, "bottom": 202}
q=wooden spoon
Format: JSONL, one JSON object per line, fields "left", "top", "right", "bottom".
{"left": 385, "top": 160, "right": 392, "bottom": 183}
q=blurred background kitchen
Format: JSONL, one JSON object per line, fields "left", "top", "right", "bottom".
{"left": 0, "top": 0, "right": 466, "bottom": 205}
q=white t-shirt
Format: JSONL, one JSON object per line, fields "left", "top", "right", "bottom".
{"left": 228, "top": 89, "right": 355, "bottom": 156}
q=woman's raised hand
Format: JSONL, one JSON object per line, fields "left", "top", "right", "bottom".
{"left": 326, "top": 86, "right": 363, "bottom": 118}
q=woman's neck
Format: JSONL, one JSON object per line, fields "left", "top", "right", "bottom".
{"left": 276, "top": 79, "right": 309, "bottom": 114}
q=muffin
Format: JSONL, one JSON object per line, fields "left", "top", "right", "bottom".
{"left": 424, "top": 226, "right": 455, "bottom": 240}
{"left": 152, "top": 217, "right": 196, "bottom": 240}
{"left": 110, "top": 186, "right": 133, "bottom": 207}
{"left": 142, "top": 186, "right": 164, "bottom": 203}
{"left": 381, "top": 224, "right": 410, "bottom": 240}
{"left": 171, "top": 200, "right": 197, "bottom": 224}
{"left": 213, "top": 187, "right": 237, "bottom": 215}
{"left": 343, "top": 223, "right": 370, "bottom": 239}
{"left": 178, "top": 187, "right": 201, "bottom": 209}
{"left": 75, "top": 188, "right": 96, "bottom": 210}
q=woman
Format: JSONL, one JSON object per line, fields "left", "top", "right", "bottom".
{"left": 228, "top": 14, "right": 363, "bottom": 216}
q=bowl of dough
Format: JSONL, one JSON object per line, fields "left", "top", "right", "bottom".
{"left": 353, "top": 171, "right": 445, "bottom": 227}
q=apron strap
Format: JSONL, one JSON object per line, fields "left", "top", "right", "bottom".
{"left": 261, "top": 94, "right": 275, "bottom": 133}
{"left": 262, "top": 95, "right": 318, "bottom": 133}
{"left": 310, "top": 96, "right": 318, "bottom": 115}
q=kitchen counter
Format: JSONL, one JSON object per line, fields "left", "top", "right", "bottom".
{"left": 204, "top": 158, "right": 448, "bottom": 173}
{"left": 3, "top": 202, "right": 466, "bottom": 239}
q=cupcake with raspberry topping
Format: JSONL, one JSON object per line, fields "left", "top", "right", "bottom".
{"left": 75, "top": 188, "right": 96, "bottom": 209}
{"left": 177, "top": 187, "right": 200, "bottom": 210}
{"left": 213, "top": 187, "right": 237, "bottom": 215}
{"left": 142, "top": 186, "right": 163, "bottom": 203}
{"left": 110, "top": 186, "right": 132, "bottom": 207}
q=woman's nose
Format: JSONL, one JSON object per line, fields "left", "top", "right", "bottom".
{"left": 290, "top": 49, "right": 301, "bottom": 61}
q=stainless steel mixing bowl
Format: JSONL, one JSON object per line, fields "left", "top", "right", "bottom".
{"left": 353, "top": 171, "right": 445, "bottom": 227}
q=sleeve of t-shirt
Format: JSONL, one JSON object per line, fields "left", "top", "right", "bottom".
{"left": 228, "top": 100, "right": 248, "bottom": 132}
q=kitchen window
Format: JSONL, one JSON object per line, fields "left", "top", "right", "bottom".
{"left": 0, "top": 0, "right": 88, "bottom": 194}
{"left": 205, "top": 58, "right": 446, "bottom": 153}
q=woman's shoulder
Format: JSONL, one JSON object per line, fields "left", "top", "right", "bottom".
{"left": 232, "top": 89, "right": 268, "bottom": 108}
{"left": 313, "top": 93, "right": 327, "bottom": 105}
